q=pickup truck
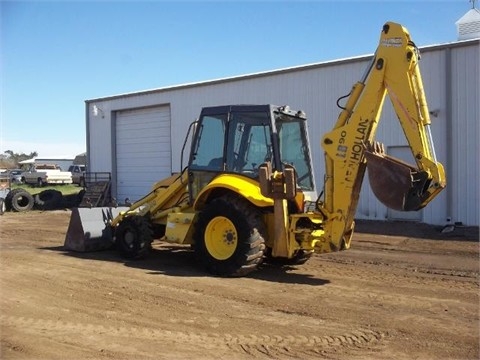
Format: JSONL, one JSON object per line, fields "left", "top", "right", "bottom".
{"left": 21, "top": 164, "right": 72, "bottom": 187}
{"left": 68, "top": 165, "right": 86, "bottom": 187}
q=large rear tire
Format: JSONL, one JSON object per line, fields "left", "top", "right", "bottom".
{"left": 194, "top": 194, "right": 265, "bottom": 277}
{"left": 6, "top": 189, "right": 34, "bottom": 212}
{"left": 115, "top": 215, "right": 153, "bottom": 259}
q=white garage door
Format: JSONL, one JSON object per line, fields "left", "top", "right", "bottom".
{"left": 116, "top": 106, "right": 171, "bottom": 202}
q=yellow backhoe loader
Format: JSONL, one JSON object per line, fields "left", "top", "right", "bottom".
{"left": 65, "top": 22, "right": 446, "bottom": 277}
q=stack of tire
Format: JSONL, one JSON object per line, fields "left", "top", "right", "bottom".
{"left": 3, "top": 189, "right": 35, "bottom": 213}
{"left": 1, "top": 189, "right": 85, "bottom": 214}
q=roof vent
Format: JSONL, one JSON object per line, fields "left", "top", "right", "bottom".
{"left": 456, "top": 1, "right": 480, "bottom": 40}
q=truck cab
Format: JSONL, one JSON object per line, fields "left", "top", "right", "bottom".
{"left": 68, "top": 165, "right": 86, "bottom": 186}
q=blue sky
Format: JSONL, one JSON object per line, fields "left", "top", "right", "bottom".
{"left": 0, "top": 0, "right": 473, "bottom": 158}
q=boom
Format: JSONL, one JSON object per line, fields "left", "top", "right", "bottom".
{"left": 320, "top": 22, "right": 446, "bottom": 249}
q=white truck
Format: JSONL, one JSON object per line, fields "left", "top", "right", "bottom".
{"left": 68, "top": 164, "right": 86, "bottom": 187}
{"left": 21, "top": 163, "right": 72, "bottom": 187}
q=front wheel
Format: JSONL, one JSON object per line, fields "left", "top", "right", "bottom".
{"left": 0, "top": 198, "right": 5, "bottom": 215}
{"left": 194, "top": 195, "right": 265, "bottom": 277}
{"left": 115, "top": 215, "right": 153, "bottom": 259}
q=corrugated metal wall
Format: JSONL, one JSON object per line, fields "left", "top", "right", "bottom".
{"left": 449, "top": 44, "right": 479, "bottom": 226}
{"left": 86, "top": 40, "right": 479, "bottom": 226}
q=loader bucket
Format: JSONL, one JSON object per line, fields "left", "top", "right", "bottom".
{"left": 365, "top": 150, "right": 430, "bottom": 212}
{"left": 64, "top": 207, "right": 128, "bottom": 252}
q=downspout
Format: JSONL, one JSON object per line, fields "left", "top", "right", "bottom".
{"left": 111, "top": 111, "right": 117, "bottom": 201}
{"left": 445, "top": 47, "right": 453, "bottom": 223}
{"left": 85, "top": 101, "right": 91, "bottom": 170}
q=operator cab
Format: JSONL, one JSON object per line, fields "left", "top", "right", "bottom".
{"left": 188, "top": 104, "right": 316, "bottom": 201}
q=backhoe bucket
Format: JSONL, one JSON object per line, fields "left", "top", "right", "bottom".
{"left": 64, "top": 207, "right": 128, "bottom": 252}
{"left": 365, "top": 147, "right": 430, "bottom": 212}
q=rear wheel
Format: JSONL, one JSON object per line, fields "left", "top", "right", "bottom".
{"left": 115, "top": 215, "right": 153, "bottom": 259}
{"left": 194, "top": 194, "right": 265, "bottom": 277}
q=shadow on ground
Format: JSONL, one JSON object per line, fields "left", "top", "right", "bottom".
{"left": 355, "top": 219, "right": 479, "bottom": 241}
{"left": 41, "top": 244, "right": 330, "bottom": 286}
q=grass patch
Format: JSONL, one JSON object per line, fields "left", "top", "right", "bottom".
{"left": 12, "top": 183, "right": 82, "bottom": 196}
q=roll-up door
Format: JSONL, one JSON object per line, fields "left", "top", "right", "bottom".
{"left": 116, "top": 106, "right": 171, "bottom": 202}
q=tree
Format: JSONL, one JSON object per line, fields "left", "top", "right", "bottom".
{"left": 1, "top": 150, "right": 38, "bottom": 169}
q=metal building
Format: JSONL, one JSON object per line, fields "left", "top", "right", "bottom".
{"left": 85, "top": 38, "right": 479, "bottom": 226}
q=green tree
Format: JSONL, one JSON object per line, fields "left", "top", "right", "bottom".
{"left": 1, "top": 150, "right": 38, "bottom": 168}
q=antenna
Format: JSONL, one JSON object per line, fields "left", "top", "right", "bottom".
{"left": 471, "top": 0, "right": 477, "bottom": 9}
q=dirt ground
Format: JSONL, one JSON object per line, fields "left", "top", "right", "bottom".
{"left": 1, "top": 210, "right": 478, "bottom": 360}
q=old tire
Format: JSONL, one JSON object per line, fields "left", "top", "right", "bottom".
{"left": 35, "top": 189, "right": 63, "bottom": 210}
{"left": 194, "top": 194, "right": 266, "bottom": 277}
{"left": 63, "top": 189, "right": 86, "bottom": 208}
{"left": 77, "top": 189, "right": 86, "bottom": 204}
{"left": 115, "top": 215, "right": 153, "bottom": 259}
{"left": 6, "top": 189, "right": 34, "bottom": 212}
{"left": 0, "top": 198, "right": 5, "bottom": 215}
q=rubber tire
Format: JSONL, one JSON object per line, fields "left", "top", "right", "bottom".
{"left": 34, "top": 189, "right": 63, "bottom": 210}
{"left": 264, "top": 248, "right": 314, "bottom": 266}
{"left": 5, "top": 192, "right": 12, "bottom": 211}
{"left": 37, "top": 178, "right": 44, "bottom": 187}
{"left": 76, "top": 189, "right": 86, "bottom": 207}
{"left": 115, "top": 215, "right": 153, "bottom": 259}
{"left": 0, "top": 198, "right": 5, "bottom": 215}
{"left": 63, "top": 189, "right": 86, "bottom": 208}
{"left": 7, "top": 189, "right": 34, "bottom": 212}
{"left": 194, "top": 194, "right": 266, "bottom": 277}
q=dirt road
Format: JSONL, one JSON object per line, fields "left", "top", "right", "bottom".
{"left": 1, "top": 210, "right": 478, "bottom": 359}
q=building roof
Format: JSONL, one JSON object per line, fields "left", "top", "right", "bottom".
{"left": 456, "top": 7, "right": 480, "bottom": 24}
{"left": 86, "top": 39, "right": 480, "bottom": 103}
{"left": 456, "top": 8, "right": 480, "bottom": 40}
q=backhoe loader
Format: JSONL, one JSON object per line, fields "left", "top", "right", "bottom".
{"left": 65, "top": 22, "right": 446, "bottom": 277}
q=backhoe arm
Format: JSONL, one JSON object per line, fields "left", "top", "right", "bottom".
{"left": 319, "top": 22, "right": 446, "bottom": 250}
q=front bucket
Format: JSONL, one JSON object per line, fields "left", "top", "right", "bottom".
{"left": 64, "top": 207, "right": 128, "bottom": 252}
{"left": 365, "top": 150, "right": 430, "bottom": 212}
